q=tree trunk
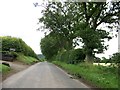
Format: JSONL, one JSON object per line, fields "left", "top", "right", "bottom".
{"left": 65, "top": 39, "right": 73, "bottom": 50}
{"left": 85, "top": 54, "right": 94, "bottom": 63}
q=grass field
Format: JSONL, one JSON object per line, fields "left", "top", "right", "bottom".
{"left": 53, "top": 61, "right": 118, "bottom": 89}
{"left": 0, "top": 64, "right": 11, "bottom": 74}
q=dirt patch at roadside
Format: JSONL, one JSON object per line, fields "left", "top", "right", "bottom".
{"left": 0, "top": 60, "right": 30, "bottom": 82}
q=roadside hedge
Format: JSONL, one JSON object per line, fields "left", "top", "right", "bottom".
{"left": 1, "top": 36, "right": 38, "bottom": 59}
{"left": 55, "top": 49, "right": 85, "bottom": 64}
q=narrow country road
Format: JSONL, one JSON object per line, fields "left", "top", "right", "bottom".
{"left": 2, "top": 62, "right": 90, "bottom": 88}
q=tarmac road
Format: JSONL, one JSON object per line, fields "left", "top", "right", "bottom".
{"left": 2, "top": 62, "right": 90, "bottom": 88}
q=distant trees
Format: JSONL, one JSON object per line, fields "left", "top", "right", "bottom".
{"left": 1, "top": 36, "right": 38, "bottom": 59}
{"left": 40, "top": 34, "right": 60, "bottom": 60}
{"left": 111, "top": 53, "right": 120, "bottom": 63}
{"left": 39, "top": 1, "right": 120, "bottom": 63}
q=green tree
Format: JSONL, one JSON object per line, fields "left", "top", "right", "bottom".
{"left": 39, "top": 1, "right": 120, "bottom": 62}
{"left": 39, "top": 2, "right": 77, "bottom": 50}
{"left": 40, "top": 34, "right": 60, "bottom": 60}
{"left": 74, "top": 2, "right": 119, "bottom": 62}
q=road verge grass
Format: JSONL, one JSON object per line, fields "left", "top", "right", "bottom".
{"left": 0, "top": 64, "right": 11, "bottom": 74}
{"left": 17, "top": 53, "right": 39, "bottom": 65}
{"left": 52, "top": 61, "right": 118, "bottom": 89}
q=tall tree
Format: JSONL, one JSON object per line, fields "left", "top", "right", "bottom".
{"left": 74, "top": 2, "right": 120, "bottom": 62}
{"left": 39, "top": 2, "right": 78, "bottom": 50}
{"left": 39, "top": 1, "right": 120, "bottom": 62}
{"left": 40, "top": 33, "right": 61, "bottom": 60}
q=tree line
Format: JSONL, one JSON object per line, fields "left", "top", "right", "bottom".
{"left": 39, "top": 1, "right": 120, "bottom": 63}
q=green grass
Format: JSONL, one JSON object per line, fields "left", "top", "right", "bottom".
{"left": 17, "top": 54, "right": 39, "bottom": 65}
{"left": 0, "top": 64, "right": 11, "bottom": 74}
{"left": 0, "top": 54, "right": 39, "bottom": 75}
{"left": 52, "top": 61, "right": 118, "bottom": 89}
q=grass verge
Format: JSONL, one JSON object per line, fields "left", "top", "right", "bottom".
{"left": 0, "top": 64, "right": 11, "bottom": 74}
{"left": 17, "top": 54, "right": 39, "bottom": 65}
{"left": 52, "top": 61, "right": 118, "bottom": 89}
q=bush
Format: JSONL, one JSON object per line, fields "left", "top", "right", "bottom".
{"left": 111, "top": 53, "right": 120, "bottom": 63}
{"left": 1, "top": 36, "right": 38, "bottom": 59}
{"left": 93, "top": 57, "right": 101, "bottom": 63}
{"left": 11, "top": 52, "right": 18, "bottom": 58}
{"left": 69, "top": 49, "right": 85, "bottom": 64}
{"left": 100, "top": 53, "right": 120, "bottom": 65}
{"left": 55, "top": 49, "right": 85, "bottom": 64}
{"left": 100, "top": 57, "right": 111, "bottom": 63}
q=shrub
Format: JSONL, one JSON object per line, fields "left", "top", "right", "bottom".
{"left": 111, "top": 53, "right": 120, "bottom": 63}
{"left": 1, "top": 36, "right": 38, "bottom": 59}
{"left": 55, "top": 49, "right": 85, "bottom": 64}
{"left": 67, "top": 49, "right": 85, "bottom": 64}
{"left": 100, "top": 53, "right": 120, "bottom": 65}
{"left": 100, "top": 57, "right": 111, "bottom": 63}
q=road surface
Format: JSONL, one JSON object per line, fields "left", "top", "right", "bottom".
{"left": 2, "top": 62, "right": 90, "bottom": 88}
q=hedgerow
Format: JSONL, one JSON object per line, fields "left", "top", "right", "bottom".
{"left": 1, "top": 36, "right": 38, "bottom": 59}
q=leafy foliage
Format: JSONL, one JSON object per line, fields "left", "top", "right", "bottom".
{"left": 100, "top": 57, "right": 111, "bottom": 63}
{"left": 1, "top": 36, "right": 38, "bottom": 59}
{"left": 39, "top": 2, "right": 77, "bottom": 50}
{"left": 55, "top": 49, "right": 85, "bottom": 64}
{"left": 39, "top": 1, "right": 120, "bottom": 62}
{"left": 99, "top": 53, "right": 120, "bottom": 64}
{"left": 40, "top": 34, "right": 60, "bottom": 60}
{"left": 111, "top": 53, "right": 120, "bottom": 63}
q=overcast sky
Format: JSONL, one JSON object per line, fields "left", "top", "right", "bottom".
{"left": 0, "top": 0, "right": 45, "bottom": 54}
{"left": 0, "top": 0, "right": 118, "bottom": 59}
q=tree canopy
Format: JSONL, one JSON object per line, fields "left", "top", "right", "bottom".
{"left": 39, "top": 1, "right": 120, "bottom": 62}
